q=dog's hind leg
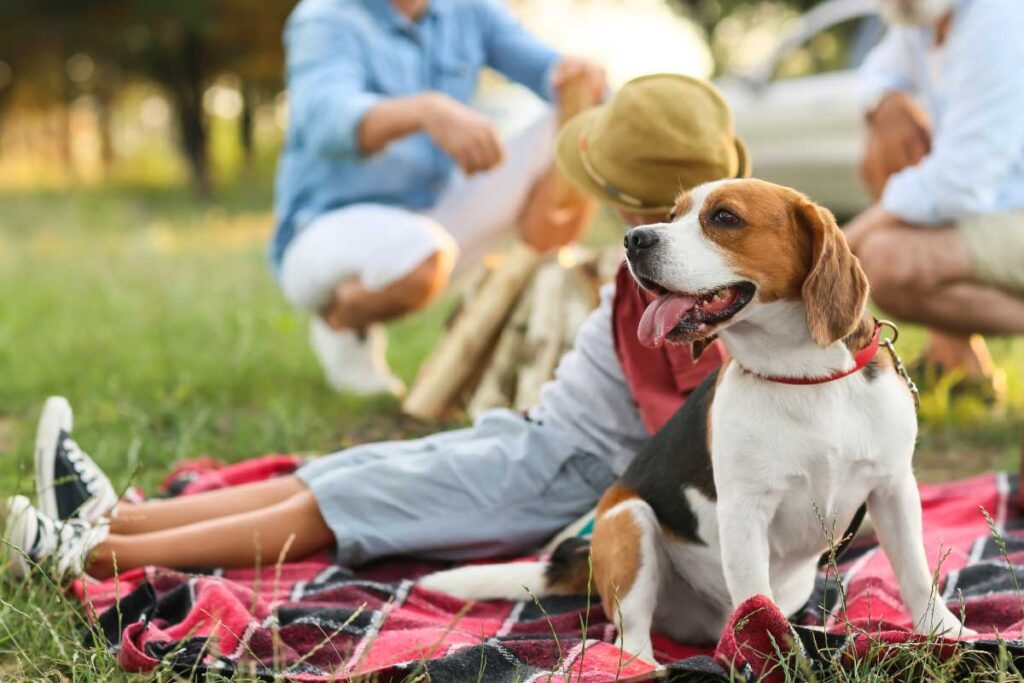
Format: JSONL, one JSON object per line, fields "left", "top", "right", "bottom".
{"left": 592, "top": 497, "right": 665, "bottom": 666}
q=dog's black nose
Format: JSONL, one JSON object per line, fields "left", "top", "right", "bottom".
{"left": 624, "top": 228, "right": 658, "bottom": 255}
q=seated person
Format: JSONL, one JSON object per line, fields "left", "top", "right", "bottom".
{"left": 273, "top": 0, "right": 606, "bottom": 394}
{"left": 4, "top": 76, "right": 749, "bottom": 580}
{"left": 846, "top": 0, "right": 1024, "bottom": 402}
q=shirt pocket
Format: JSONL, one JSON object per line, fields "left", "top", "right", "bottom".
{"left": 433, "top": 48, "right": 482, "bottom": 103}
{"left": 367, "top": 44, "right": 422, "bottom": 97}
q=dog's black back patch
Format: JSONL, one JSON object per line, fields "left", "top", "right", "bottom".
{"left": 620, "top": 369, "right": 719, "bottom": 544}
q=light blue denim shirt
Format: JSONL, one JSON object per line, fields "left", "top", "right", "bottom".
{"left": 859, "top": 0, "right": 1024, "bottom": 224}
{"left": 271, "top": 0, "right": 561, "bottom": 271}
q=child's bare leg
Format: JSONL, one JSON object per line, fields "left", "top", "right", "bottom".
{"left": 90, "top": 489, "right": 332, "bottom": 579}
{"left": 110, "top": 476, "right": 309, "bottom": 535}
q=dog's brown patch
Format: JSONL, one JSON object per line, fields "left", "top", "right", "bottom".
{"left": 798, "top": 202, "right": 869, "bottom": 346}
{"left": 697, "top": 181, "right": 812, "bottom": 302}
{"left": 592, "top": 489, "right": 644, "bottom": 619}
{"left": 843, "top": 314, "right": 878, "bottom": 357}
{"left": 683, "top": 180, "right": 869, "bottom": 345}
{"left": 671, "top": 193, "right": 693, "bottom": 221}
{"left": 597, "top": 482, "right": 640, "bottom": 514}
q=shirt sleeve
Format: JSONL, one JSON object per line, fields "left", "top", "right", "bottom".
{"left": 284, "top": 17, "right": 381, "bottom": 159}
{"left": 882, "top": 4, "right": 1024, "bottom": 223}
{"left": 477, "top": 0, "right": 561, "bottom": 101}
{"left": 858, "top": 27, "right": 918, "bottom": 112}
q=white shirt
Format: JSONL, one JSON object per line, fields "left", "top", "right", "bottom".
{"left": 859, "top": 0, "right": 1024, "bottom": 224}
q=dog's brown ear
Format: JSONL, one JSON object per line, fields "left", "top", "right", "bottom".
{"left": 797, "top": 200, "right": 869, "bottom": 346}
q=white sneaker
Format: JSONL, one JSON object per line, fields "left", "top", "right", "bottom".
{"left": 3, "top": 495, "right": 107, "bottom": 580}
{"left": 35, "top": 396, "right": 118, "bottom": 524}
{"left": 309, "top": 319, "right": 405, "bottom": 396}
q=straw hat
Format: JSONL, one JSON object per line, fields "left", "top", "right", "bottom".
{"left": 556, "top": 74, "right": 750, "bottom": 215}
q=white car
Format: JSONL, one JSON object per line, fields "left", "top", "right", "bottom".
{"left": 717, "top": 0, "right": 885, "bottom": 218}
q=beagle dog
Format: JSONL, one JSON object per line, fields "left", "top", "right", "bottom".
{"left": 420, "top": 179, "right": 971, "bottom": 663}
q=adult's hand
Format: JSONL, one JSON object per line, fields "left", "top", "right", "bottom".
{"left": 421, "top": 93, "right": 504, "bottom": 175}
{"left": 860, "top": 91, "right": 931, "bottom": 199}
{"left": 551, "top": 56, "right": 607, "bottom": 104}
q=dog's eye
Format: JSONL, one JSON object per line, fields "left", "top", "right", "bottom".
{"left": 711, "top": 208, "right": 743, "bottom": 228}
{"left": 666, "top": 210, "right": 678, "bottom": 222}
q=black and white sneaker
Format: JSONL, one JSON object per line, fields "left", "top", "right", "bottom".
{"left": 35, "top": 397, "right": 118, "bottom": 524}
{"left": 3, "top": 495, "right": 106, "bottom": 580}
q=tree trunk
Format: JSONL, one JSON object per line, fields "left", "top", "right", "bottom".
{"left": 95, "top": 64, "right": 117, "bottom": 175}
{"left": 59, "top": 46, "right": 74, "bottom": 173}
{"left": 239, "top": 78, "right": 255, "bottom": 168}
{"left": 173, "top": 29, "right": 212, "bottom": 197}
{"left": 0, "top": 89, "right": 11, "bottom": 157}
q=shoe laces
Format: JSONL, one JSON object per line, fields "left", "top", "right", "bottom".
{"left": 64, "top": 438, "right": 100, "bottom": 493}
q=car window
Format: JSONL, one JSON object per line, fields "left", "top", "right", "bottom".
{"left": 771, "top": 16, "right": 884, "bottom": 80}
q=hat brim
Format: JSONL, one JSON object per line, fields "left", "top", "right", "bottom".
{"left": 555, "top": 107, "right": 673, "bottom": 216}
{"left": 556, "top": 107, "right": 755, "bottom": 215}
{"left": 734, "top": 137, "right": 752, "bottom": 179}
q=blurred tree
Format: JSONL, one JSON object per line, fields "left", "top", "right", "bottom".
{"left": 676, "top": 0, "right": 829, "bottom": 34}
{"left": 0, "top": 0, "right": 294, "bottom": 194}
{"left": 670, "top": 0, "right": 833, "bottom": 74}
{"left": 113, "top": 0, "right": 293, "bottom": 194}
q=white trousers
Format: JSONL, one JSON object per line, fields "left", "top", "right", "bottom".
{"left": 279, "top": 110, "right": 556, "bottom": 312}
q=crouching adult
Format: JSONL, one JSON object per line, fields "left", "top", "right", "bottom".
{"left": 273, "top": 0, "right": 605, "bottom": 395}
{"left": 847, "top": 0, "right": 1024, "bottom": 403}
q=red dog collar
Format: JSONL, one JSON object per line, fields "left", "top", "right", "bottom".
{"left": 761, "top": 322, "right": 882, "bottom": 386}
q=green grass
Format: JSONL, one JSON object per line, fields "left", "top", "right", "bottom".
{"left": 0, "top": 182, "right": 1022, "bottom": 680}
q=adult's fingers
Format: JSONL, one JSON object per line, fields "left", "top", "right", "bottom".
{"left": 552, "top": 60, "right": 583, "bottom": 88}
{"left": 479, "top": 128, "right": 504, "bottom": 170}
{"left": 463, "top": 144, "right": 486, "bottom": 175}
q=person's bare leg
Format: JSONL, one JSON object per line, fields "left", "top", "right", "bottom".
{"left": 517, "top": 167, "right": 596, "bottom": 252}
{"left": 323, "top": 248, "right": 455, "bottom": 332}
{"left": 110, "top": 476, "right": 307, "bottom": 535}
{"left": 89, "top": 490, "right": 333, "bottom": 579}
{"left": 857, "top": 226, "right": 1024, "bottom": 334}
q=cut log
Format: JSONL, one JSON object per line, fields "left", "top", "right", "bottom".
{"left": 403, "top": 245, "right": 541, "bottom": 420}
{"left": 467, "top": 278, "right": 535, "bottom": 419}
{"left": 514, "top": 263, "right": 571, "bottom": 411}
{"left": 597, "top": 244, "right": 626, "bottom": 284}
{"left": 562, "top": 267, "right": 600, "bottom": 347}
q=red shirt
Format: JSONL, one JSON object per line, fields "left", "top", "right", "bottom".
{"left": 611, "top": 264, "right": 727, "bottom": 434}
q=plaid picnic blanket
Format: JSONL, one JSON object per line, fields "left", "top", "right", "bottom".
{"left": 72, "top": 455, "right": 1024, "bottom": 682}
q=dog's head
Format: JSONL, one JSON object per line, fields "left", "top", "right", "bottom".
{"left": 625, "top": 178, "right": 868, "bottom": 354}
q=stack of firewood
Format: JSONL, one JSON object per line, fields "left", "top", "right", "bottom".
{"left": 402, "top": 244, "right": 622, "bottom": 421}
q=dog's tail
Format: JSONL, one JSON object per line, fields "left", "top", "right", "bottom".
{"left": 417, "top": 538, "right": 593, "bottom": 601}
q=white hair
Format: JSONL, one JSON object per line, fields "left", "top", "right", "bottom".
{"left": 877, "top": 0, "right": 955, "bottom": 26}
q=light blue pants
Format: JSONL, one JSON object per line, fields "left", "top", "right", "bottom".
{"left": 297, "top": 410, "right": 618, "bottom": 566}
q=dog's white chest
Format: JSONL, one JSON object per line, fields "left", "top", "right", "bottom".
{"left": 712, "top": 367, "right": 916, "bottom": 558}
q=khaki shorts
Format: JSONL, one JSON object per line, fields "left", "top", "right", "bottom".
{"left": 959, "top": 211, "right": 1024, "bottom": 293}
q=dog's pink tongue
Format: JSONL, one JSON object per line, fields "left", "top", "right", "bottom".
{"left": 637, "top": 294, "right": 696, "bottom": 349}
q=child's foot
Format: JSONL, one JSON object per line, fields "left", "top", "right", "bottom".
{"left": 35, "top": 396, "right": 118, "bottom": 523}
{"left": 309, "top": 319, "right": 405, "bottom": 396}
{"left": 3, "top": 495, "right": 106, "bottom": 580}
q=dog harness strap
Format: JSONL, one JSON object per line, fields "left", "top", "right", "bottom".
{"left": 762, "top": 322, "right": 882, "bottom": 386}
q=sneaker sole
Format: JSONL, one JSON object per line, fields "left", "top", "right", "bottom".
{"left": 35, "top": 396, "right": 72, "bottom": 521}
{"left": 3, "top": 495, "right": 37, "bottom": 580}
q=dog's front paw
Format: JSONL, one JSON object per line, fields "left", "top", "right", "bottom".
{"left": 917, "top": 604, "right": 974, "bottom": 638}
